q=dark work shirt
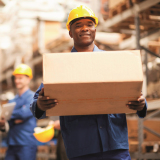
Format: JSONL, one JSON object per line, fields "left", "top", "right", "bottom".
{"left": 30, "top": 45, "right": 147, "bottom": 158}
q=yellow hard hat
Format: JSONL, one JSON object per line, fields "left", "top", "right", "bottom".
{"left": 13, "top": 64, "right": 33, "bottom": 79}
{"left": 34, "top": 125, "right": 54, "bottom": 143}
{"left": 66, "top": 5, "right": 98, "bottom": 31}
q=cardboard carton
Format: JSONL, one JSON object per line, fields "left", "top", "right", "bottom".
{"left": 43, "top": 50, "right": 143, "bottom": 116}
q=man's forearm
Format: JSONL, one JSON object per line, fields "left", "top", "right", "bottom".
{"left": 36, "top": 103, "right": 45, "bottom": 119}
{"left": 137, "top": 99, "right": 147, "bottom": 118}
{"left": 30, "top": 99, "right": 46, "bottom": 119}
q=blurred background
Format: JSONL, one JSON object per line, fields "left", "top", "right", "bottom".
{"left": 0, "top": 0, "right": 160, "bottom": 159}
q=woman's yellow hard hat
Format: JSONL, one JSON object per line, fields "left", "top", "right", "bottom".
{"left": 33, "top": 125, "right": 54, "bottom": 143}
{"left": 66, "top": 5, "right": 98, "bottom": 31}
{"left": 13, "top": 64, "right": 33, "bottom": 79}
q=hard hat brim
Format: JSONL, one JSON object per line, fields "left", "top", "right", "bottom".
{"left": 13, "top": 72, "right": 33, "bottom": 79}
{"left": 67, "top": 16, "right": 98, "bottom": 31}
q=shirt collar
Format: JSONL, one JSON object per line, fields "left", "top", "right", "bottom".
{"left": 16, "top": 89, "right": 30, "bottom": 99}
{"left": 71, "top": 45, "right": 100, "bottom": 52}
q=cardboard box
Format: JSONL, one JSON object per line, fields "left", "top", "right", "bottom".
{"left": 43, "top": 50, "right": 143, "bottom": 116}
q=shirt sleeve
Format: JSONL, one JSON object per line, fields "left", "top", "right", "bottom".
{"left": 30, "top": 83, "right": 47, "bottom": 119}
{"left": 8, "top": 120, "right": 14, "bottom": 128}
{"left": 137, "top": 99, "right": 148, "bottom": 118}
{"left": 10, "top": 95, "right": 35, "bottom": 120}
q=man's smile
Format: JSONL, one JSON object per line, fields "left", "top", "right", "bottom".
{"left": 80, "top": 34, "right": 91, "bottom": 37}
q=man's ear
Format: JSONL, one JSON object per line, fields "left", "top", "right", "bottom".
{"left": 69, "top": 30, "right": 73, "bottom": 38}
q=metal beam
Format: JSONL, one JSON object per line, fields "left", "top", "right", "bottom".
{"left": 135, "top": 15, "right": 141, "bottom": 49}
{"left": 138, "top": 119, "right": 144, "bottom": 160}
{"left": 120, "top": 29, "right": 136, "bottom": 35}
{"left": 144, "top": 109, "right": 160, "bottom": 121}
{"left": 141, "top": 46, "right": 160, "bottom": 58}
{"left": 38, "top": 20, "right": 45, "bottom": 53}
{"left": 99, "top": 0, "right": 160, "bottom": 30}
{"left": 119, "top": 28, "right": 160, "bottom": 49}
{"left": 144, "top": 125, "right": 160, "bottom": 138}
{"left": 130, "top": 152, "right": 160, "bottom": 159}
{"left": 135, "top": 15, "right": 143, "bottom": 160}
{"left": 144, "top": 48, "right": 148, "bottom": 86}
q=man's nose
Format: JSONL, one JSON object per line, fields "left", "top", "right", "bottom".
{"left": 81, "top": 25, "right": 89, "bottom": 31}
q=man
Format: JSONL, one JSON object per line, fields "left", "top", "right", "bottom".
{"left": 0, "top": 64, "right": 37, "bottom": 160}
{"left": 30, "top": 5, "right": 147, "bottom": 160}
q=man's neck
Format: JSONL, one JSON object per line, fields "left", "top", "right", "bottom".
{"left": 18, "top": 86, "right": 29, "bottom": 96}
{"left": 74, "top": 43, "right": 94, "bottom": 52}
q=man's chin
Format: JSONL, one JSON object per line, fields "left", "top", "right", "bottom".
{"left": 16, "top": 86, "right": 23, "bottom": 89}
{"left": 79, "top": 40, "right": 93, "bottom": 47}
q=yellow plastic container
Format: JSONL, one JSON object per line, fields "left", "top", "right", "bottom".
{"left": 33, "top": 125, "right": 54, "bottom": 143}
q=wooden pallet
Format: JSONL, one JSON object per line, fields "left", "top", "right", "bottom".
{"left": 129, "top": 141, "right": 160, "bottom": 153}
{"left": 132, "top": 0, "right": 145, "bottom": 4}
{"left": 147, "top": 7, "right": 160, "bottom": 16}
{"left": 108, "top": 0, "right": 146, "bottom": 19}
{"left": 109, "top": 0, "right": 131, "bottom": 18}
{"left": 142, "top": 141, "right": 160, "bottom": 153}
{"left": 37, "top": 146, "right": 50, "bottom": 154}
{"left": 129, "top": 141, "right": 139, "bottom": 153}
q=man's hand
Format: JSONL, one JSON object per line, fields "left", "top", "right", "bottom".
{"left": 127, "top": 93, "right": 145, "bottom": 111}
{"left": 0, "top": 116, "right": 5, "bottom": 128}
{"left": 49, "top": 120, "right": 60, "bottom": 130}
{"left": 14, "top": 120, "right": 23, "bottom": 124}
{"left": 37, "top": 88, "right": 58, "bottom": 111}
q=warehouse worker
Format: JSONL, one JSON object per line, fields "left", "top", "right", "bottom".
{"left": 0, "top": 64, "right": 37, "bottom": 160}
{"left": 30, "top": 5, "right": 147, "bottom": 160}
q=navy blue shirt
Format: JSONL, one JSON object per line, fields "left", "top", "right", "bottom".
{"left": 30, "top": 45, "right": 147, "bottom": 158}
{"left": 8, "top": 89, "right": 37, "bottom": 146}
